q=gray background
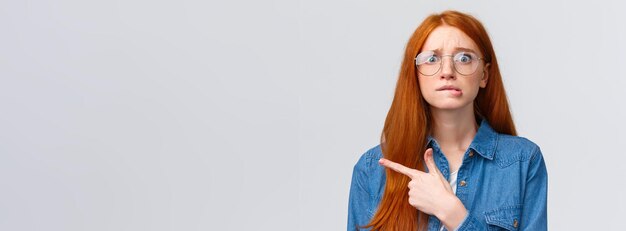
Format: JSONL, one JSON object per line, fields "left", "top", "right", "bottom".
{"left": 1, "top": 0, "right": 625, "bottom": 230}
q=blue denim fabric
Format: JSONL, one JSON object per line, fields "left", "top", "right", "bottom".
{"left": 347, "top": 119, "right": 548, "bottom": 230}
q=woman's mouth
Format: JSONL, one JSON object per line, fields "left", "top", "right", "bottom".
{"left": 437, "top": 86, "right": 463, "bottom": 96}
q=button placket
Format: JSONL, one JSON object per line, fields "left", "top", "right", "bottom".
{"left": 456, "top": 149, "right": 476, "bottom": 213}
{"left": 457, "top": 150, "right": 472, "bottom": 189}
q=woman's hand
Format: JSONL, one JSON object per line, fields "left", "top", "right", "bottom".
{"left": 379, "top": 148, "right": 468, "bottom": 230}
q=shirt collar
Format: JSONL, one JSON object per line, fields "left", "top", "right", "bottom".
{"left": 426, "top": 118, "right": 498, "bottom": 160}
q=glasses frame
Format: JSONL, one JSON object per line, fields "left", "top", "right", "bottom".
{"left": 414, "top": 51, "right": 486, "bottom": 76}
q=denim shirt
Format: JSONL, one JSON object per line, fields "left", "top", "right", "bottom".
{"left": 347, "top": 119, "right": 548, "bottom": 230}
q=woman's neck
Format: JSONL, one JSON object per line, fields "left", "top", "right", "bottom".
{"left": 430, "top": 106, "right": 478, "bottom": 151}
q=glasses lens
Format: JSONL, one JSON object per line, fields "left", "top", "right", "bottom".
{"left": 453, "top": 52, "right": 480, "bottom": 75}
{"left": 415, "top": 51, "right": 440, "bottom": 76}
{"left": 416, "top": 51, "right": 482, "bottom": 76}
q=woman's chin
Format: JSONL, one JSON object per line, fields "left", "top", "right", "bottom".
{"left": 429, "top": 102, "right": 472, "bottom": 111}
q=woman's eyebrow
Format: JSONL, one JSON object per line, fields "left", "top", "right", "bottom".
{"left": 454, "top": 47, "right": 477, "bottom": 53}
{"left": 432, "top": 47, "right": 477, "bottom": 53}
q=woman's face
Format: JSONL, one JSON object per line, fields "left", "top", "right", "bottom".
{"left": 417, "top": 25, "right": 488, "bottom": 111}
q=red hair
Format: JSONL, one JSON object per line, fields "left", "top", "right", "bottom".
{"left": 364, "top": 10, "right": 517, "bottom": 230}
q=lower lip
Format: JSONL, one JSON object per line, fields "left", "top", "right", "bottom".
{"left": 440, "top": 89, "right": 462, "bottom": 96}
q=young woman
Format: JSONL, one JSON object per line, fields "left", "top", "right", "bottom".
{"left": 347, "top": 11, "right": 548, "bottom": 231}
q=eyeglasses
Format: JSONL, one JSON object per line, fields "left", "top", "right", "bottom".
{"left": 414, "top": 50, "right": 485, "bottom": 76}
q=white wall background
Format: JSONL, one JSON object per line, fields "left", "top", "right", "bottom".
{"left": 1, "top": 0, "right": 625, "bottom": 230}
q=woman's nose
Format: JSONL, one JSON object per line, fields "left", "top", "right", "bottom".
{"left": 440, "top": 58, "right": 456, "bottom": 79}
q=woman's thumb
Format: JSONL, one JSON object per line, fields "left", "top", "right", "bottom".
{"left": 424, "top": 148, "right": 441, "bottom": 175}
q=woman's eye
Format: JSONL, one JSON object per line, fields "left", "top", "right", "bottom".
{"left": 415, "top": 51, "right": 439, "bottom": 65}
{"left": 456, "top": 53, "right": 473, "bottom": 63}
{"left": 426, "top": 56, "right": 439, "bottom": 63}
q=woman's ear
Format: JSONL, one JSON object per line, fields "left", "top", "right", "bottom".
{"left": 480, "top": 63, "right": 490, "bottom": 88}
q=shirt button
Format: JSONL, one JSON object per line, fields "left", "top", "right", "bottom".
{"left": 459, "top": 180, "right": 467, "bottom": 187}
{"left": 469, "top": 151, "right": 474, "bottom": 157}
{"left": 513, "top": 219, "right": 518, "bottom": 228}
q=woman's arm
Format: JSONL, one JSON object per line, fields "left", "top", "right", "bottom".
{"left": 347, "top": 154, "right": 372, "bottom": 231}
{"left": 519, "top": 147, "right": 548, "bottom": 230}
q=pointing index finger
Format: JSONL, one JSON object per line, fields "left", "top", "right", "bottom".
{"left": 379, "top": 158, "right": 418, "bottom": 178}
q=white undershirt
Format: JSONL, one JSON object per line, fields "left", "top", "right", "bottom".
{"left": 449, "top": 169, "right": 459, "bottom": 194}
{"left": 439, "top": 169, "right": 459, "bottom": 231}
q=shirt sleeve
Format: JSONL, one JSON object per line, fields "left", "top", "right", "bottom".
{"left": 453, "top": 210, "right": 486, "bottom": 231}
{"left": 519, "top": 146, "right": 548, "bottom": 230}
{"left": 347, "top": 153, "right": 372, "bottom": 231}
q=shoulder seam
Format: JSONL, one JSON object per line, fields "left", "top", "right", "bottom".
{"left": 529, "top": 143, "right": 540, "bottom": 162}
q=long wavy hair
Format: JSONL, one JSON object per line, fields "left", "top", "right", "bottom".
{"left": 364, "top": 10, "right": 517, "bottom": 230}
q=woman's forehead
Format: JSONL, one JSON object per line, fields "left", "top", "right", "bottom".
{"left": 421, "top": 26, "right": 480, "bottom": 53}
